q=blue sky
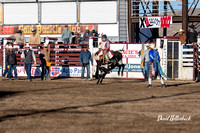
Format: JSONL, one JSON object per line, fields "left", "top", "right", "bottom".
{"left": 137, "top": 0, "right": 200, "bottom": 16}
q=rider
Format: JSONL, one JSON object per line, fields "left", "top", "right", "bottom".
{"left": 96, "top": 34, "right": 114, "bottom": 64}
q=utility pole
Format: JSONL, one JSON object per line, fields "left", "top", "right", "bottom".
{"left": 182, "top": 0, "right": 188, "bottom": 35}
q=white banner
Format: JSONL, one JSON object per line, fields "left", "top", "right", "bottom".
{"left": 50, "top": 66, "right": 86, "bottom": 77}
{"left": 4, "top": 3, "right": 38, "bottom": 24}
{"left": 16, "top": 67, "right": 42, "bottom": 77}
{"left": 139, "top": 16, "right": 173, "bottom": 29}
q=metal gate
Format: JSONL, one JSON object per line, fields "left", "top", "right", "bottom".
{"left": 167, "top": 40, "right": 180, "bottom": 79}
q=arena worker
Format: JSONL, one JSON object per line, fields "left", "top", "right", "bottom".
{"left": 148, "top": 44, "right": 168, "bottom": 88}
{"left": 141, "top": 43, "right": 150, "bottom": 80}
{"left": 79, "top": 45, "right": 93, "bottom": 80}
{"left": 39, "top": 44, "right": 51, "bottom": 81}
{"left": 6, "top": 45, "right": 18, "bottom": 80}
{"left": 21, "top": 44, "right": 36, "bottom": 81}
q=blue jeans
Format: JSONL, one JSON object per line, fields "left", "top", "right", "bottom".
{"left": 183, "top": 45, "right": 193, "bottom": 54}
{"left": 8, "top": 65, "right": 17, "bottom": 80}
{"left": 3, "top": 65, "right": 12, "bottom": 77}
{"left": 18, "top": 42, "right": 24, "bottom": 49}
{"left": 81, "top": 64, "right": 90, "bottom": 79}
{"left": 41, "top": 63, "right": 49, "bottom": 80}
{"left": 25, "top": 64, "right": 32, "bottom": 80}
{"left": 64, "top": 38, "right": 70, "bottom": 48}
{"left": 144, "top": 62, "right": 150, "bottom": 79}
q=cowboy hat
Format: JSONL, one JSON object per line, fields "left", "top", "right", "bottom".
{"left": 17, "top": 30, "right": 23, "bottom": 33}
{"left": 149, "top": 44, "right": 155, "bottom": 49}
{"left": 31, "top": 28, "right": 36, "bottom": 32}
{"left": 179, "top": 29, "right": 184, "bottom": 32}
{"left": 25, "top": 44, "right": 30, "bottom": 48}
{"left": 43, "top": 44, "right": 48, "bottom": 48}
{"left": 8, "top": 45, "right": 13, "bottom": 49}
{"left": 82, "top": 45, "right": 88, "bottom": 48}
{"left": 85, "top": 27, "right": 89, "bottom": 30}
{"left": 189, "top": 24, "right": 195, "bottom": 29}
{"left": 145, "top": 43, "right": 150, "bottom": 47}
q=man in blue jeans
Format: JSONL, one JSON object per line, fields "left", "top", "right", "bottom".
{"left": 79, "top": 45, "right": 93, "bottom": 80}
{"left": 21, "top": 44, "right": 36, "bottom": 81}
{"left": 6, "top": 45, "right": 17, "bottom": 80}
{"left": 141, "top": 44, "right": 150, "bottom": 80}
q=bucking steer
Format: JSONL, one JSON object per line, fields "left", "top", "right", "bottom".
{"left": 95, "top": 50, "right": 125, "bottom": 84}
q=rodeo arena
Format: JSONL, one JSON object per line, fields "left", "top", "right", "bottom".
{"left": 0, "top": 0, "right": 200, "bottom": 132}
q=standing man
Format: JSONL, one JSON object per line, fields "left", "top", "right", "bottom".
{"left": 3, "top": 44, "right": 11, "bottom": 78}
{"left": 9, "top": 30, "right": 26, "bottom": 48}
{"left": 141, "top": 44, "right": 150, "bottom": 80}
{"left": 6, "top": 45, "right": 17, "bottom": 80}
{"left": 39, "top": 45, "right": 51, "bottom": 81}
{"left": 79, "top": 45, "right": 93, "bottom": 80}
{"left": 29, "top": 28, "right": 41, "bottom": 46}
{"left": 81, "top": 27, "right": 90, "bottom": 44}
{"left": 71, "top": 32, "right": 82, "bottom": 45}
{"left": 148, "top": 45, "right": 166, "bottom": 88}
{"left": 21, "top": 44, "right": 36, "bottom": 81}
{"left": 61, "top": 25, "right": 72, "bottom": 46}
{"left": 188, "top": 24, "right": 198, "bottom": 45}
{"left": 179, "top": 29, "right": 187, "bottom": 45}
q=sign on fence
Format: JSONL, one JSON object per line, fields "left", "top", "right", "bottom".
{"left": 16, "top": 67, "right": 42, "bottom": 77}
{"left": 139, "top": 16, "right": 173, "bottom": 29}
{"left": 50, "top": 66, "right": 86, "bottom": 77}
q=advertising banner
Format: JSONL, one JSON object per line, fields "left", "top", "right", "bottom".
{"left": 50, "top": 66, "right": 86, "bottom": 77}
{"left": 0, "top": 24, "right": 98, "bottom": 35}
{"left": 16, "top": 67, "right": 42, "bottom": 77}
{"left": 139, "top": 16, "right": 173, "bottom": 29}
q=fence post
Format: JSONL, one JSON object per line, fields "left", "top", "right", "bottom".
{"left": 89, "top": 37, "right": 93, "bottom": 79}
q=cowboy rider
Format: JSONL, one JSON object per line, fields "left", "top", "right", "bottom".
{"left": 96, "top": 34, "right": 114, "bottom": 63}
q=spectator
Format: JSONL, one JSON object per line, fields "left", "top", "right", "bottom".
{"left": 61, "top": 25, "right": 72, "bottom": 45}
{"left": 29, "top": 28, "right": 41, "bottom": 46}
{"left": 188, "top": 24, "right": 198, "bottom": 45}
{"left": 79, "top": 45, "right": 93, "bottom": 80}
{"left": 81, "top": 27, "right": 90, "bottom": 44}
{"left": 3, "top": 44, "right": 11, "bottom": 78}
{"left": 141, "top": 44, "right": 150, "bottom": 80}
{"left": 39, "top": 45, "right": 51, "bottom": 81}
{"left": 71, "top": 32, "right": 82, "bottom": 45}
{"left": 21, "top": 44, "right": 36, "bottom": 81}
{"left": 6, "top": 45, "right": 17, "bottom": 80}
{"left": 9, "top": 30, "right": 26, "bottom": 48}
{"left": 91, "top": 30, "right": 99, "bottom": 47}
{"left": 179, "top": 29, "right": 186, "bottom": 45}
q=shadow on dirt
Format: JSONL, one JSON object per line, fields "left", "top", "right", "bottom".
{"left": 0, "top": 90, "right": 200, "bottom": 123}
{"left": 166, "top": 82, "right": 194, "bottom": 87}
{"left": 0, "top": 91, "right": 22, "bottom": 100}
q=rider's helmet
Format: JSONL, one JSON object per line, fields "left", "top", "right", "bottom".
{"left": 102, "top": 34, "right": 107, "bottom": 39}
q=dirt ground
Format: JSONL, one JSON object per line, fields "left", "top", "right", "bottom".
{"left": 0, "top": 78, "right": 200, "bottom": 133}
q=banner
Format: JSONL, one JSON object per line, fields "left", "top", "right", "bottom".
{"left": 16, "top": 67, "right": 42, "bottom": 77}
{"left": 0, "top": 24, "right": 98, "bottom": 35}
{"left": 139, "top": 16, "right": 173, "bottom": 29}
{"left": 50, "top": 66, "right": 86, "bottom": 77}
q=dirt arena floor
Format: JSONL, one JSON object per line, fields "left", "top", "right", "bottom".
{"left": 0, "top": 78, "right": 200, "bottom": 133}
